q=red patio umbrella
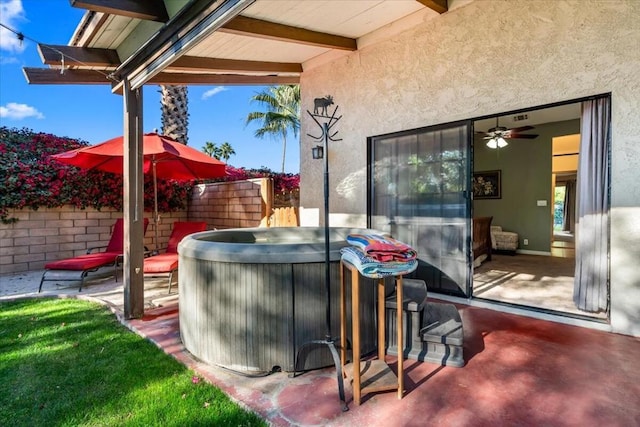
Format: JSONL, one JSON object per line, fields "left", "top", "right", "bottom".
{"left": 52, "top": 132, "right": 226, "bottom": 249}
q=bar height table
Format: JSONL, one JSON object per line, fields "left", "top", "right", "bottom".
{"left": 340, "top": 259, "right": 404, "bottom": 405}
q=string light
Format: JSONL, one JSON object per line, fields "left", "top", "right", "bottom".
{"left": 0, "top": 21, "right": 118, "bottom": 81}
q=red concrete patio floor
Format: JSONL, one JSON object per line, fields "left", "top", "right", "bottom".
{"left": 127, "top": 301, "right": 640, "bottom": 426}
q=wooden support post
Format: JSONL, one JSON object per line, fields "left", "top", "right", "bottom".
{"left": 123, "top": 78, "right": 145, "bottom": 319}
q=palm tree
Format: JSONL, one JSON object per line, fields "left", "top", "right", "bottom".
{"left": 160, "top": 85, "right": 189, "bottom": 144}
{"left": 202, "top": 141, "right": 219, "bottom": 158}
{"left": 245, "top": 85, "right": 300, "bottom": 173}
{"left": 202, "top": 141, "right": 235, "bottom": 161}
{"left": 219, "top": 142, "right": 236, "bottom": 162}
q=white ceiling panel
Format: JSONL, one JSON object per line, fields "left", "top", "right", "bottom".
{"left": 62, "top": 0, "right": 439, "bottom": 82}
{"left": 242, "top": 0, "right": 425, "bottom": 38}
{"left": 188, "top": 32, "right": 331, "bottom": 63}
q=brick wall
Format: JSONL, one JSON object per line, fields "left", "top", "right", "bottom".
{"left": 189, "top": 178, "right": 270, "bottom": 229}
{"left": 0, "top": 179, "right": 271, "bottom": 274}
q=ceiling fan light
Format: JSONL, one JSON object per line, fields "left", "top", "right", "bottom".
{"left": 486, "top": 136, "right": 508, "bottom": 149}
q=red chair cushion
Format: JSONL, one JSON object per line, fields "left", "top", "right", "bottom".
{"left": 45, "top": 252, "right": 121, "bottom": 271}
{"left": 143, "top": 254, "right": 178, "bottom": 273}
{"left": 103, "top": 218, "right": 149, "bottom": 253}
{"left": 165, "top": 221, "right": 207, "bottom": 254}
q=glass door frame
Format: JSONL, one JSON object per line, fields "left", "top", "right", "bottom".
{"left": 366, "top": 119, "right": 474, "bottom": 297}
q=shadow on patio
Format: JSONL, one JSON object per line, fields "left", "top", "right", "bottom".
{"left": 2, "top": 270, "right": 639, "bottom": 426}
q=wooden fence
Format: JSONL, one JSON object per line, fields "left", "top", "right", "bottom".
{"left": 267, "top": 207, "right": 299, "bottom": 227}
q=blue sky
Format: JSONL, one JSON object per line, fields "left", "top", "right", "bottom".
{"left": 0, "top": 0, "right": 299, "bottom": 173}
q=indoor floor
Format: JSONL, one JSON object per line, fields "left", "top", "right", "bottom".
{"left": 472, "top": 250, "right": 607, "bottom": 320}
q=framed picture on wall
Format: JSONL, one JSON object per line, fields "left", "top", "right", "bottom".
{"left": 473, "top": 170, "right": 501, "bottom": 199}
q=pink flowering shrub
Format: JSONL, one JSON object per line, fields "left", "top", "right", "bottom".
{"left": 0, "top": 127, "right": 192, "bottom": 223}
{"left": 1, "top": 128, "right": 301, "bottom": 223}
{"left": 223, "top": 166, "right": 300, "bottom": 193}
{"left": 222, "top": 166, "right": 300, "bottom": 207}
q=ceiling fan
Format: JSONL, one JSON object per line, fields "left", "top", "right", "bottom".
{"left": 479, "top": 117, "right": 538, "bottom": 149}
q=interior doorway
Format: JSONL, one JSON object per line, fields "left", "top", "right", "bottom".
{"left": 551, "top": 134, "right": 579, "bottom": 256}
{"left": 552, "top": 174, "right": 576, "bottom": 257}
{"left": 471, "top": 100, "right": 607, "bottom": 320}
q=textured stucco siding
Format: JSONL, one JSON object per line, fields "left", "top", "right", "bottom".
{"left": 299, "top": 0, "right": 640, "bottom": 335}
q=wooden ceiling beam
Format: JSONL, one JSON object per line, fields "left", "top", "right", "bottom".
{"left": 169, "top": 56, "right": 302, "bottom": 73}
{"left": 147, "top": 73, "right": 299, "bottom": 85}
{"left": 38, "top": 44, "right": 120, "bottom": 67}
{"left": 416, "top": 0, "right": 448, "bottom": 14}
{"left": 38, "top": 45, "right": 302, "bottom": 73}
{"left": 220, "top": 16, "right": 357, "bottom": 51}
{"left": 23, "top": 67, "right": 298, "bottom": 86}
{"left": 70, "top": 0, "right": 169, "bottom": 23}
{"left": 23, "top": 67, "right": 116, "bottom": 84}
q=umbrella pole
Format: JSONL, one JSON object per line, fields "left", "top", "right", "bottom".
{"left": 153, "top": 161, "right": 159, "bottom": 251}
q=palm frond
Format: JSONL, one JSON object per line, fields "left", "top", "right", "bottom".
{"left": 245, "top": 85, "right": 300, "bottom": 171}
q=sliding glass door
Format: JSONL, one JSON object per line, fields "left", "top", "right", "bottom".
{"left": 368, "top": 122, "right": 472, "bottom": 296}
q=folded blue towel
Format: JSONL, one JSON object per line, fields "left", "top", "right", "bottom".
{"left": 340, "top": 247, "right": 417, "bottom": 278}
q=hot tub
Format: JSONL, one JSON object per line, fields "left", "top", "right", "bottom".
{"left": 178, "top": 227, "right": 382, "bottom": 373}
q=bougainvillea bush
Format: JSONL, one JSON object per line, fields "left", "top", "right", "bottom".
{"left": 0, "top": 127, "right": 192, "bottom": 223}
{"left": 223, "top": 166, "right": 300, "bottom": 207}
{"left": 224, "top": 166, "right": 300, "bottom": 194}
{"left": 0, "top": 127, "right": 300, "bottom": 224}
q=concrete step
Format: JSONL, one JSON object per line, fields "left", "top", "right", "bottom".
{"left": 386, "top": 302, "right": 464, "bottom": 368}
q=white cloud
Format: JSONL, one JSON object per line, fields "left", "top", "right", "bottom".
{"left": 0, "top": 56, "right": 19, "bottom": 65}
{"left": 202, "top": 86, "right": 229, "bottom": 100}
{"left": 0, "top": 0, "right": 26, "bottom": 53}
{"left": 0, "top": 102, "right": 44, "bottom": 119}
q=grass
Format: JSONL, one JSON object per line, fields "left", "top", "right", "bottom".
{"left": 0, "top": 298, "right": 267, "bottom": 427}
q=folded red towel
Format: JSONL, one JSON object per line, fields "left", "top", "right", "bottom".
{"left": 346, "top": 234, "right": 417, "bottom": 263}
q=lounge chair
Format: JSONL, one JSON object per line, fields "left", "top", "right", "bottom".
{"left": 143, "top": 221, "right": 207, "bottom": 293}
{"left": 39, "top": 218, "right": 149, "bottom": 292}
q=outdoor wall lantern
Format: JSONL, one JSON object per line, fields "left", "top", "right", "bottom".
{"left": 311, "top": 145, "right": 324, "bottom": 159}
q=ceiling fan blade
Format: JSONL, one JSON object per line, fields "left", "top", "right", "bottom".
{"left": 507, "top": 133, "right": 539, "bottom": 139}
{"left": 508, "top": 125, "right": 535, "bottom": 133}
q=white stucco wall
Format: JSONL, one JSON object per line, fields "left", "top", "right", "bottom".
{"left": 299, "top": 0, "right": 640, "bottom": 336}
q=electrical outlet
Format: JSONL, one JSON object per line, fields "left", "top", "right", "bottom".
{"left": 524, "top": 239, "right": 529, "bottom": 245}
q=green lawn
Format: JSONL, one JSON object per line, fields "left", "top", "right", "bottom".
{"left": 0, "top": 298, "right": 266, "bottom": 427}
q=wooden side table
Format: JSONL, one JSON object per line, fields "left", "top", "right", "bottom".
{"left": 340, "top": 259, "right": 404, "bottom": 405}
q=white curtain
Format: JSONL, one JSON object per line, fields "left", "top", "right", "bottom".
{"left": 574, "top": 98, "right": 610, "bottom": 312}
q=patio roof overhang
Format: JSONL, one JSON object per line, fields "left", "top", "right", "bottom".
{"left": 22, "top": 0, "right": 448, "bottom": 319}
{"left": 24, "top": 0, "right": 448, "bottom": 90}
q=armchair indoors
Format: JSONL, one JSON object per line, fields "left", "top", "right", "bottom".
{"left": 39, "top": 218, "right": 149, "bottom": 292}
{"left": 143, "top": 221, "right": 207, "bottom": 293}
{"left": 491, "top": 225, "right": 519, "bottom": 254}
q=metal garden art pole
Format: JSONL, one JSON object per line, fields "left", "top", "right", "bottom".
{"left": 291, "top": 96, "right": 348, "bottom": 411}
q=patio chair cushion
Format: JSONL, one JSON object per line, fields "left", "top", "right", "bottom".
{"left": 45, "top": 252, "right": 121, "bottom": 271}
{"left": 143, "top": 221, "right": 207, "bottom": 273}
{"left": 143, "top": 221, "right": 207, "bottom": 293}
{"left": 104, "top": 218, "right": 125, "bottom": 253}
{"left": 165, "top": 221, "right": 208, "bottom": 253}
{"left": 143, "top": 253, "right": 178, "bottom": 274}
